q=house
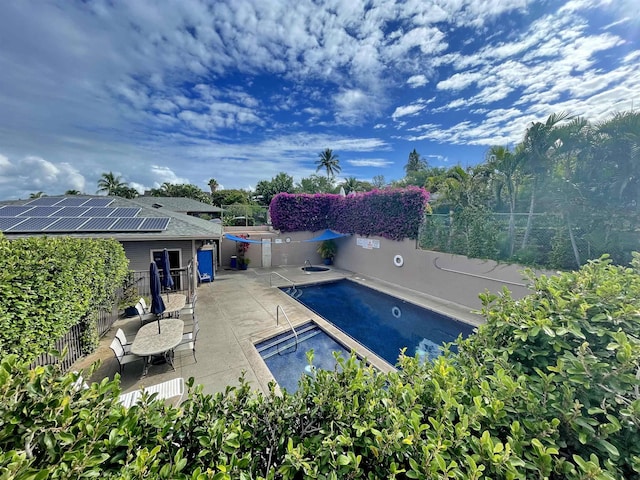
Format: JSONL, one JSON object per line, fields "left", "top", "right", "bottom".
{"left": 0, "top": 195, "right": 223, "bottom": 295}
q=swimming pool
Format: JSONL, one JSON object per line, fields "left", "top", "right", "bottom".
{"left": 255, "top": 321, "right": 351, "bottom": 392}
{"left": 282, "top": 279, "right": 475, "bottom": 366}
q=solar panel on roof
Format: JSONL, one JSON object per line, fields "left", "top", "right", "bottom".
{"left": 0, "top": 217, "right": 27, "bottom": 231}
{"left": 80, "top": 207, "right": 116, "bottom": 217}
{"left": 110, "top": 217, "right": 144, "bottom": 231}
{"left": 55, "top": 197, "right": 90, "bottom": 207}
{"left": 139, "top": 217, "right": 170, "bottom": 231}
{"left": 109, "top": 207, "right": 141, "bottom": 217}
{"left": 25, "top": 197, "right": 62, "bottom": 206}
{"left": 82, "top": 217, "right": 117, "bottom": 231}
{"left": 17, "top": 206, "right": 62, "bottom": 217}
{"left": 50, "top": 206, "right": 91, "bottom": 217}
{"left": 8, "top": 217, "right": 58, "bottom": 232}
{"left": 0, "top": 206, "right": 32, "bottom": 217}
{"left": 82, "top": 198, "right": 114, "bottom": 207}
{"left": 45, "top": 217, "right": 90, "bottom": 231}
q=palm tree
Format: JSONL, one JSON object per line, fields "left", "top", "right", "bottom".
{"left": 208, "top": 178, "right": 219, "bottom": 194}
{"left": 29, "top": 191, "right": 44, "bottom": 199}
{"left": 316, "top": 149, "right": 341, "bottom": 178}
{"left": 487, "top": 146, "right": 521, "bottom": 255}
{"left": 519, "top": 112, "right": 570, "bottom": 249}
{"left": 65, "top": 189, "right": 81, "bottom": 195}
{"left": 97, "top": 172, "right": 126, "bottom": 196}
{"left": 341, "top": 176, "right": 361, "bottom": 194}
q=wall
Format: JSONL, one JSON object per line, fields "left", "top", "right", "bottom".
{"left": 333, "top": 234, "right": 549, "bottom": 311}
{"left": 121, "top": 240, "right": 195, "bottom": 272}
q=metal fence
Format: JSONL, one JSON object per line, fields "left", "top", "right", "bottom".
{"left": 419, "top": 212, "right": 640, "bottom": 269}
{"left": 222, "top": 204, "right": 269, "bottom": 226}
{"left": 29, "top": 260, "right": 195, "bottom": 372}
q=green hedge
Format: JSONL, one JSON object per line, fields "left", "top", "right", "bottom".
{"left": 0, "top": 234, "right": 129, "bottom": 363}
{"left": 0, "top": 255, "right": 638, "bottom": 478}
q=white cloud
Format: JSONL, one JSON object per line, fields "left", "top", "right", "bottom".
{"left": 0, "top": 154, "right": 86, "bottom": 197}
{"left": 347, "top": 158, "right": 394, "bottom": 167}
{"left": 407, "top": 75, "right": 428, "bottom": 88}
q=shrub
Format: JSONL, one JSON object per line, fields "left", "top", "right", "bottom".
{"left": 1, "top": 255, "right": 639, "bottom": 478}
{"left": 270, "top": 187, "right": 429, "bottom": 240}
{"left": 0, "top": 234, "right": 129, "bottom": 362}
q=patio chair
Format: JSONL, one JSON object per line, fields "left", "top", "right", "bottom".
{"left": 118, "top": 377, "right": 185, "bottom": 408}
{"left": 180, "top": 293, "right": 197, "bottom": 323}
{"left": 197, "top": 269, "right": 212, "bottom": 283}
{"left": 174, "top": 325, "right": 199, "bottom": 362}
{"left": 109, "top": 338, "right": 142, "bottom": 374}
{"left": 135, "top": 301, "right": 157, "bottom": 325}
{"left": 115, "top": 328, "right": 132, "bottom": 354}
{"left": 181, "top": 316, "right": 200, "bottom": 341}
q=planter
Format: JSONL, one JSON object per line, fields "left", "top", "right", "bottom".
{"left": 323, "top": 258, "right": 333, "bottom": 265}
{"left": 240, "top": 264, "right": 248, "bottom": 270}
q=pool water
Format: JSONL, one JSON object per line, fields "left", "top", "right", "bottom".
{"left": 255, "top": 321, "right": 350, "bottom": 392}
{"left": 284, "top": 279, "right": 475, "bottom": 366}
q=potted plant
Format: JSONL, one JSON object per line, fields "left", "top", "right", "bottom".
{"left": 317, "top": 239, "right": 337, "bottom": 265}
{"left": 238, "top": 257, "right": 251, "bottom": 270}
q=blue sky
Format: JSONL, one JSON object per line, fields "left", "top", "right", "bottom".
{"left": 0, "top": 0, "right": 638, "bottom": 200}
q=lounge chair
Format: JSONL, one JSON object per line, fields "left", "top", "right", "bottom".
{"left": 197, "top": 269, "right": 212, "bottom": 283}
{"left": 118, "top": 377, "right": 185, "bottom": 408}
{"left": 109, "top": 338, "right": 142, "bottom": 374}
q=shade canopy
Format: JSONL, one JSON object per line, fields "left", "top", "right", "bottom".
{"left": 224, "top": 233, "right": 264, "bottom": 244}
{"left": 302, "top": 229, "right": 349, "bottom": 242}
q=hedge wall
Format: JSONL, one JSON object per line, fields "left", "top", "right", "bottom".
{"left": 1, "top": 255, "right": 638, "bottom": 478}
{"left": 270, "top": 187, "right": 430, "bottom": 240}
{"left": 0, "top": 234, "right": 129, "bottom": 363}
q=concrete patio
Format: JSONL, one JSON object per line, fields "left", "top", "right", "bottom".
{"left": 73, "top": 265, "right": 483, "bottom": 397}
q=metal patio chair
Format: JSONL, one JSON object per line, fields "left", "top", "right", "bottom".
{"left": 109, "top": 338, "right": 142, "bottom": 374}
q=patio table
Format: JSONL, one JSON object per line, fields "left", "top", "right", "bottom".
{"left": 162, "top": 293, "right": 186, "bottom": 318}
{"left": 131, "top": 319, "right": 184, "bottom": 377}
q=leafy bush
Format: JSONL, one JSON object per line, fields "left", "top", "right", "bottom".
{"left": 270, "top": 188, "right": 429, "bottom": 240}
{"left": 0, "top": 234, "right": 129, "bottom": 362}
{"left": 1, "top": 255, "right": 639, "bottom": 478}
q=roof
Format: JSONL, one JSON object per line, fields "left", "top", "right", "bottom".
{"left": 0, "top": 195, "right": 222, "bottom": 241}
{"left": 133, "top": 196, "right": 224, "bottom": 213}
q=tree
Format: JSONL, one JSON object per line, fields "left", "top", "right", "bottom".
{"left": 111, "top": 185, "right": 139, "bottom": 199}
{"left": 64, "top": 190, "right": 81, "bottom": 195}
{"left": 315, "top": 148, "right": 341, "bottom": 178}
{"left": 519, "top": 112, "right": 569, "bottom": 248}
{"left": 29, "top": 191, "right": 44, "bottom": 199}
{"left": 404, "top": 148, "right": 427, "bottom": 174}
{"left": 254, "top": 172, "right": 294, "bottom": 206}
{"left": 295, "top": 174, "right": 335, "bottom": 194}
{"left": 210, "top": 189, "right": 251, "bottom": 206}
{"left": 372, "top": 175, "right": 386, "bottom": 189}
{"left": 97, "top": 172, "right": 126, "bottom": 196}
{"left": 486, "top": 145, "right": 521, "bottom": 255}
{"left": 149, "top": 183, "right": 211, "bottom": 204}
{"left": 340, "top": 176, "right": 362, "bottom": 194}
{"left": 207, "top": 178, "right": 219, "bottom": 194}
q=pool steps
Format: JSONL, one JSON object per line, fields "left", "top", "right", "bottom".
{"left": 257, "top": 321, "right": 320, "bottom": 360}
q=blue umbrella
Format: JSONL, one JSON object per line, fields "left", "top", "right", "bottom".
{"left": 160, "top": 249, "right": 174, "bottom": 292}
{"left": 150, "top": 262, "right": 166, "bottom": 333}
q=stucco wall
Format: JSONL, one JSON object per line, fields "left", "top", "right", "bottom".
{"left": 332, "top": 235, "right": 545, "bottom": 311}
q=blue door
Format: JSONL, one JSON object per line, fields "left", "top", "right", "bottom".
{"left": 197, "top": 249, "right": 214, "bottom": 281}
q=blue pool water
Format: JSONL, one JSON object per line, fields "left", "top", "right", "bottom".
{"left": 284, "top": 279, "right": 475, "bottom": 366}
{"left": 255, "top": 322, "right": 350, "bottom": 392}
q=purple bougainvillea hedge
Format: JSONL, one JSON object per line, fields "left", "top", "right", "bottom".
{"left": 269, "top": 187, "right": 429, "bottom": 240}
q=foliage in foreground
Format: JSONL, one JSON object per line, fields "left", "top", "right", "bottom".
{"left": 1, "top": 256, "right": 639, "bottom": 479}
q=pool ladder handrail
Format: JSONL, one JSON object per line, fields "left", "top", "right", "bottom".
{"left": 276, "top": 305, "right": 298, "bottom": 353}
{"left": 270, "top": 271, "right": 294, "bottom": 288}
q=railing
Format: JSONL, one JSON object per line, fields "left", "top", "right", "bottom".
{"left": 270, "top": 271, "right": 295, "bottom": 288}
{"left": 276, "top": 305, "right": 298, "bottom": 354}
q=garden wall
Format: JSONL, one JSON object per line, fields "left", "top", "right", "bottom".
{"left": 333, "top": 234, "right": 546, "bottom": 311}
